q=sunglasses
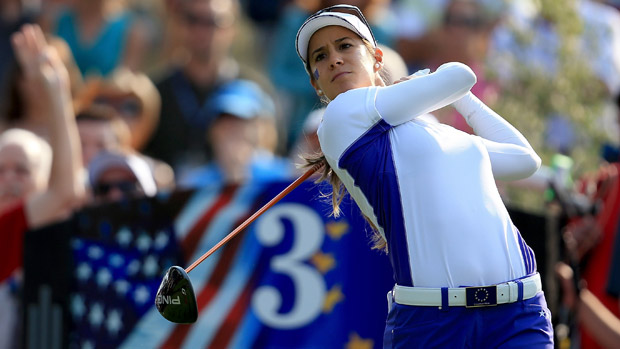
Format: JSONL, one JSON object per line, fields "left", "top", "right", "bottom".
{"left": 308, "top": 4, "right": 377, "bottom": 47}
{"left": 182, "top": 12, "right": 233, "bottom": 29}
{"left": 93, "top": 96, "right": 142, "bottom": 119}
{"left": 94, "top": 180, "right": 140, "bottom": 197}
{"left": 444, "top": 13, "right": 484, "bottom": 29}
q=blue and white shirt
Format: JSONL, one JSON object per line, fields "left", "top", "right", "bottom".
{"left": 317, "top": 63, "right": 541, "bottom": 288}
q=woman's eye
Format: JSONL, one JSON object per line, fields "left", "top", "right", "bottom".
{"left": 314, "top": 53, "right": 325, "bottom": 62}
{"left": 340, "top": 43, "right": 352, "bottom": 50}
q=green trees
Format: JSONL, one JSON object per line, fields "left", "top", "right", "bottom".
{"left": 486, "top": 0, "right": 612, "bottom": 211}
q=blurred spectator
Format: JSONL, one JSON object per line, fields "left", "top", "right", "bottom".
{"left": 266, "top": 1, "right": 323, "bottom": 153}
{"left": 242, "top": 0, "right": 288, "bottom": 25}
{"left": 47, "top": 0, "right": 152, "bottom": 77}
{"left": 554, "top": 165, "right": 620, "bottom": 348}
{"left": 75, "top": 70, "right": 175, "bottom": 190}
{"left": 0, "top": 24, "right": 84, "bottom": 349}
{"left": 397, "top": 0, "right": 495, "bottom": 71}
{"left": 144, "top": 0, "right": 274, "bottom": 176}
{"left": 117, "top": 0, "right": 167, "bottom": 75}
{"left": 87, "top": 149, "right": 157, "bottom": 204}
{"left": 1, "top": 34, "right": 83, "bottom": 138}
{"left": 556, "top": 261, "right": 620, "bottom": 348}
{"left": 148, "top": 0, "right": 185, "bottom": 74}
{"left": 80, "top": 68, "right": 161, "bottom": 152}
{"left": 554, "top": 92, "right": 620, "bottom": 348}
{"left": 392, "top": 0, "right": 503, "bottom": 69}
{"left": 179, "top": 79, "right": 292, "bottom": 187}
{"left": 75, "top": 104, "right": 131, "bottom": 167}
{"left": 0, "top": 129, "right": 52, "bottom": 213}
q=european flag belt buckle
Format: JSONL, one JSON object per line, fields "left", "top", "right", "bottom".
{"left": 465, "top": 285, "right": 497, "bottom": 308}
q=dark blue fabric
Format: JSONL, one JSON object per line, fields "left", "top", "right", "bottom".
{"left": 339, "top": 119, "right": 413, "bottom": 286}
{"left": 441, "top": 287, "right": 449, "bottom": 311}
{"left": 516, "top": 227, "right": 537, "bottom": 275}
{"left": 606, "top": 219, "right": 620, "bottom": 298}
{"left": 170, "top": 70, "right": 217, "bottom": 128}
{"left": 383, "top": 293, "right": 554, "bottom": 348}
{"left": 517, "top": 279, "right": 524, "bottom": 302}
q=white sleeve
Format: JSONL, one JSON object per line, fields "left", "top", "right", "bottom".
{"left": 375, "top": 62, "right": 476, "bottom": 126}
{"left": 453, "top": 92, "right": 542, "bottom": 181}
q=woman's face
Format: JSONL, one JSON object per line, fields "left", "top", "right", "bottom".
{"left": 308, "top": 26, "right": 380, "bottom": 100}
{"left": 208, "top": 114, "right": 257, "bottom": 182}
{"left": 0, "top": 144, "right": 38, "bottom": 211}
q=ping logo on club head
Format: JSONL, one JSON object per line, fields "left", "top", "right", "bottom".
{"left": 156, "top": 295, "right": 181, "bottom": 305}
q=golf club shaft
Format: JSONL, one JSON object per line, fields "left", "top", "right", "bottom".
{"left": 185, "top": 163, "right": 322, "bottom": 273}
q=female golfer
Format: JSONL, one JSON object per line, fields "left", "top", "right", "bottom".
{"left": 296, "top": 5, "right": 553, "bottom": 348}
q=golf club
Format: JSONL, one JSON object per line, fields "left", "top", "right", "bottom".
{"left": 155, "top": 164, "right": 322, "bottom": 323}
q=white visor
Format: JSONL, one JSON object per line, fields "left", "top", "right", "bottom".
{"left": 295, "top": 11, "right": 376, "bottom": 64}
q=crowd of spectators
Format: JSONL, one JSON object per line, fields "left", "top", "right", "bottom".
{"left": 1, "top": 0, "right": 620, "bottom": 347}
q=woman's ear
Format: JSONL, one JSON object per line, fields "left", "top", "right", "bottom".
{"left": 310, "top": 78, "right": 321, "bottom": 96}
{"left": 375, "top": 47, "right": 384, "bottom": 61}
{"left": 374, "top": 47, "right": 384, "bottom": 71}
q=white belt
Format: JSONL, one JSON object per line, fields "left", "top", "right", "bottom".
{"left": 392, "top": 273, "right": 542, "bottom": 308}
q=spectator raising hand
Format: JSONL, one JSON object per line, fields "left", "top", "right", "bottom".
{"left": 8, "top": 24, "right": 84, "bottom": 226}
{"left": 12, "top": 28, "right": 70, "bottom": 107}
{"left": 0, "top": 24, "right": 85, "bottom": 349}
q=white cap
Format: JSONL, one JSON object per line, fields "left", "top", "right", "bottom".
{"left": 296, "top": 11, "right": 376, "bottom": 64}
{"left": 88, "top": 150, "right": 157, "bottom": 197}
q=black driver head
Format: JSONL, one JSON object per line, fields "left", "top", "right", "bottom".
{"left": 155, "top": 266, "right": 198, "bottom": 323}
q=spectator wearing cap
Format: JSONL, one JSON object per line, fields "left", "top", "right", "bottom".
{"left": 179, "top": 79, "right": 293, "bottom": 187}
{"left": 88, "top": 149, "right": 157, "bottom": 203}
{"left": 144, "top": 0, "right": 276, "bottom": 175}
{"left": 81, "top": 68, "right": 161, "bottom": 152}
{"left": 75, "top": 69, "right": 175, "bottom": 191}
{"left": 76, "top": 104, "right": 131, "bottom": 167}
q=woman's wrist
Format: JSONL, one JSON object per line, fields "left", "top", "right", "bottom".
{"left": 452, "top": 92, "right": 477, "bottom": 122}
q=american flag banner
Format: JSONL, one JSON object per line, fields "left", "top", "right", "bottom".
{"left": 23, "top": 180, "right": 395, "bottom": 348}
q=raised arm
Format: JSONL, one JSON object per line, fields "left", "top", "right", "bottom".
{"left": 453, "top": 92, "right": 542, "bottom": 180}
{"left": 375, "top": 62, "right": 476, "bottom": 126}
{"left": 12, "top": 25, "right": 84, "bottom": 228}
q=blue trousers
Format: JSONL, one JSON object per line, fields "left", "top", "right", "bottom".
{"left": 383, "top": 292, "right": 554, "bottom": 348}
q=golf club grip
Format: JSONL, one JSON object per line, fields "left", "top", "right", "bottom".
{"left": 185, "top": 163, "right": 322, "bottom": 273}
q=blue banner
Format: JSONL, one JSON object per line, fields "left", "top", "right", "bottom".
{"left": 24, "top": 181, "right": 395, "bottom": 348}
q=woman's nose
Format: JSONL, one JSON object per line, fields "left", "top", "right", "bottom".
{"left": 329, "top": 54, "right": 343, "bottom": 68}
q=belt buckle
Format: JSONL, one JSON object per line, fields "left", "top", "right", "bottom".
{"left": 465, "top": 285, "right": 498, "bottom": 308}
